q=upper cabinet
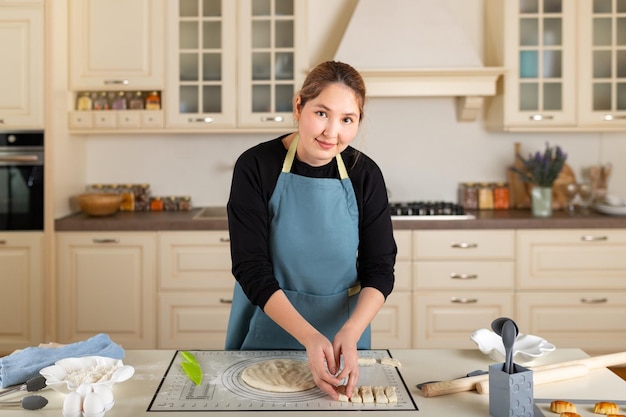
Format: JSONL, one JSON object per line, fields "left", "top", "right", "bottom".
{"left": 69, "top": 0, "right": 164, "bottom": 90}
{"left": 165, "top": 0, "right": 307, "bottom": 131}
{"left": 485, "top": 0, "right": 626, "bottom": 131}
{"left": 0, "top": 2, "right": 44, "bottom": 130}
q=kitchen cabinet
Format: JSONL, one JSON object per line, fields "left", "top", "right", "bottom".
{"left": 165, "top": 0, "right": 307, "bottom": 130}
{"left": 0, "top": 2, "right": 44, "bottom": 129}
{"left": 56, "top": 232, "right": 157, "bottom": 349}
{"left": 371, "top": 230, "right": 412, "bottom": 349}
{"left": 412, "top": 230, "right": 516, "bottom": 348}
{"left": 485, "top": 0, "right": 626, "bottom": 131}
{"left": 516, "top": 229, "right": 626, "bottom": 355}
{"left": 68, "top": 0, "right": 164, "bottom": 130}
{"left": 158, "top": 231, "right": 233, "bottom": 349}
{"left": 0, "top": 233, "right": 43, "bottom": 353}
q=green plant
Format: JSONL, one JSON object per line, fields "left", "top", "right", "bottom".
{"left": 510, "top": 143, "right": 567, "bottom": 187}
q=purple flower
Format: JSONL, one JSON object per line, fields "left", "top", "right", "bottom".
{"left": 510, "top": 143, "right": 567, "bottom": 187}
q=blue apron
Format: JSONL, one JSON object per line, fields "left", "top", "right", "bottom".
{"left": 225, "top": 135, "right": 370, "bottom": 350}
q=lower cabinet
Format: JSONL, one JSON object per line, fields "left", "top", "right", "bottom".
{"left": 56, "top": 232, "right": 157, "bottom": 348}
{"left": 0, "top": 233, "right": 43, "bottom": 353}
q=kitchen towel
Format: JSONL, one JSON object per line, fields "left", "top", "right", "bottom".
{"left": 0, "top": 333, "right": 125, "bottom": 388}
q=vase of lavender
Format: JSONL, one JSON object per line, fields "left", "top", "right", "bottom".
{"left": 510, "top": 143, "right": 567, "bottom": 218}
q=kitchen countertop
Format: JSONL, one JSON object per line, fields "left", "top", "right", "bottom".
{"left": 13, "top": 348, "right": 626, "bottom": 416}
{"left": 54, "top": 208, "right": 626, "bottom": 231}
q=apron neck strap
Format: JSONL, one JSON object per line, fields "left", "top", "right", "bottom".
{"left": 282, "top": 134, "right": 349, "bottom": 180}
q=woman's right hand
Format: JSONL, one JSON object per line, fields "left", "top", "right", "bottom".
{"left": 303, "top": 332, "right": 343, "bottom": 400}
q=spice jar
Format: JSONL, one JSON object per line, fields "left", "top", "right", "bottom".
{"left": 459, "top": 182, "right": 479, "bottom": 210}
{"left": 163, "top": 196, "right": 178, "bottom": 211}
{"left": 478, "top": 183, "right": 494, "bottom": 210}
{"left": 150, "top": 197, "right": 163, "bottom": 211}
{"left": 133, "top": 184, "right": 151, "bottom": 211}
{"left": 177, "top": 196, "right": 192, "bottom": 211}
{"left": 493, "top": 182, "right": 510, "bottom": 210}
{"left": 119, "top": 184, "right": 135, "bottom": 211}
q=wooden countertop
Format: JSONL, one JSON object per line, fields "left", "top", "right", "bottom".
{"left": 55, "top": 208, "right": 626, "bottom": 231}
{"left": 14, "top": 349, "right": 626, "bottom": 417}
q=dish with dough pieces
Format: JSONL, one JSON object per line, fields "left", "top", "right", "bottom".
{"left": 550, "top": 400, "right": 576, "bottom": 413}
{"left": 240, "top": 359, "right": 315, "bottom": 393}
{"left": 594, "top": 401, "right": 619, "bottom": 415}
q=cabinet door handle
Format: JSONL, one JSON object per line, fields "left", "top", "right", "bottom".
{"left": 188, "top": 117, "right": 213, "bottom": 123}
{"left": 0, "top": 240, "right": 6, "bottom": 245}
{"left": 92, "top": 238, "right": 120, "bottom": 244}
{"left": 529, "top": 114, "right": 554, "bottom": 121}
{"left": 261, "top": 116, "right": 284, "bottom": 122}
{"left": 104, "top": 79, "right": 129, "bottom": 85}
{"left": 450, "top": 297, "right": 478, "bottom": 304}
{"left": 450, "top": 273, "right": 478, "bottom": 280}
{"left": 451, "top": 242, "right": 478, "bottom": 249}
{"left": 219, "top": 298, "right": 233, "bottom": 304}
{"left": 581, "top": 235, "right": 608, "bottom": 242}
{"left": 602, "top": 114, "right": 626, "bottom": 121}
{"left": 0, "top": 119, "right": 5, "bottom": 124}
{"left": 219, "top": 237, "right": 230, "bottom": 243}
{"left": 581, "top": 297, "right": 608, "bottom": 304}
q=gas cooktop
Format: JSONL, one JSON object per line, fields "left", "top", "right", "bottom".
{"left": 389, "top": 202, "right": 475, "bottom": 220}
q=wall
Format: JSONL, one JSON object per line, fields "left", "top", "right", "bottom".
{"left": 58, "top": 0, "right": 626, "bottom": 215}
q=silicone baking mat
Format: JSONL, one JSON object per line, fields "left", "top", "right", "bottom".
{"left": 148, "top": 350, "right": 418, "bottom": 412}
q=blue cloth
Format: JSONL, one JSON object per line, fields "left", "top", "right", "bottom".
{"left": 0, "top": 333, "right": 125, "bottom": 388}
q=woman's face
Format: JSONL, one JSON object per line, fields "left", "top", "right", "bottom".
{"left": 294, "top": 83, "right": 361, "bottom": 167}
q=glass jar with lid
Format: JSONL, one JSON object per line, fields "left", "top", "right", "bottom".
{"left": 478, "top": 183, "right": 494, "bottom": 210}
{"left": 493, "top": 182, "right": 510, "bottom": 210}
{"left": 459, "top": 182, "right": 479, "bottom": 210}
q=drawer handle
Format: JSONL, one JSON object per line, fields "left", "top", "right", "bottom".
{"left": 451, "top": 242, "right": 478, "bottom": 249}
{"left": 581, "top": 235, "right": 608, "bottom": 242}
{"left": 529, "top": 114, "right": 554, "bottom": 121}
{"left": 188, "top": 117, "right": 213, "bottom": 123}
{"left": 0, "top": 240, "right": 6, "bottom": 245}
{"left": 450, "top": 273, "right": 478, "bottom": 280}
{"left": 602, "top": 114, "right": 626, "bottom": 121}
{"left": 261, "top": 116, "right": 284, "bottom": 122}
{"left": 450, "top": 297, "right": 478, "bottom": 304}
{"left": 219, "top": 298, "right": 233, "bottom": 304}
{"left": 219, "top": 237, "right": 230, "bottom": 243}
{"left": 581, "top": 297, "right": 608, "bottom": 304}
{"left": 92, "top": 238, "right": 120, "bottom": 244}
{"left": 104, "top": 79, "right": 129, "bottom": 85}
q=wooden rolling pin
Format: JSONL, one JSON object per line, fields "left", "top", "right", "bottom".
{"left": 421, "top": 351, "right": 626, "bottom": 397}
{"left": 475, "top": 364, "right": 589, "bottom": 394}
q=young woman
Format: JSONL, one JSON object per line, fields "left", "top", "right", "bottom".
{"left": 225, "top": 61, "right": 396, "bottom": 400}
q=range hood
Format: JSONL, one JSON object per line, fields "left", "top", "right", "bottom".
{"left": 334, "top": 0, "right": 504, "bottom": 121}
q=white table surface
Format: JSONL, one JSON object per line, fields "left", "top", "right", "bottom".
{"left": 8, "top": 349, "right": 626, "bottom": 416}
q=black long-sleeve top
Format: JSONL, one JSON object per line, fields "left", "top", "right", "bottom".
{"left": 227, "top": 135, "right": 396, "bottom": 310}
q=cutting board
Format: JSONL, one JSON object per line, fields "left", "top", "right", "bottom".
{"left": 508, "top": 142, "right": 576, "bottom": 210}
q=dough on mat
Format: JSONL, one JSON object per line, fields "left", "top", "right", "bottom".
{"left": 241, "top": 359, "right": 316, "bottom": 392}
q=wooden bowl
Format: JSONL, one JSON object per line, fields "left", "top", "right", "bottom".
{"left": 77, "top": 193, "right": 123, "bottom": 216}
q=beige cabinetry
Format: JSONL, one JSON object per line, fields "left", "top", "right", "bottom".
{"left": 412, "top": 230, "right": 516, "bottom": 348}
{"left": 516, "top": 229, "right": 626, "bottom": 355}
{"left": 68, "top": 0, "right": 164, "bottom": 130}
{"left": 485, "top": 0, "right": 626, "bottom": 131}
{"left": 0, "top": 233, "right": 43, "bottom": 352}
{"left": 158, "top": 231, "right": 233, "bottom": 349}
{"left": 165, "top": 0, "right": 307, "bottom": 131}
{"left": 56, "top": 232, "right": 157, "bottom": 349}
{"left": 0, "top": 2, "right": 44, "bottom": 129}
{"left": 371, "top": 230, "right": 412, "bottom": 349}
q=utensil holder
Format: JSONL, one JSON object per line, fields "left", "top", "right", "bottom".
{"left": 488, "top": 363, "right": 533, "bottom": 417}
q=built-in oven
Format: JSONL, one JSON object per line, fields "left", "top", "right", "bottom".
{"left": 0, "top": 132, "right": 44, "bottom": 230}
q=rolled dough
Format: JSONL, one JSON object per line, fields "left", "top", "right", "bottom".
{"left": 241, "top": 359, "right": 316, "bottom": 392}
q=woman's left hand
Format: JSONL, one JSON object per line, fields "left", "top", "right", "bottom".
{"left": 332, "top": 328, "right": 360, "bottom": 398}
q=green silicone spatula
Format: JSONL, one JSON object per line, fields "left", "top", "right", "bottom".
{"left": 180, "top": 351, "right": 203, "bottom": 385}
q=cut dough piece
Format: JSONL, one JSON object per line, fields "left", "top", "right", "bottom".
{"left": 373, "top": 386, "right": 388, "bottom": 404}
{"left": 350, "top": 389, "right": 363, "bottom": 403}
{"left": 359, "top": 386, "right": 374, "bottom": 403}
{"left": 241, "top": 359, "right": 315, "bottom": 393}
{"left": 380, "top": 357, "right": 401, "bottom": 368}
{"left": 385, "top": 386, "right": 398, "bottom": 403}
{"left": 357, "top": 357, "right": 377, "bottom": 366}
{"left": 336, "top": 385, "right": 350, "bottom": 402}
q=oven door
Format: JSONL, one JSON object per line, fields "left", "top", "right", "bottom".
{"left": 0, "top": 151, "right": 44, "bottom": 230}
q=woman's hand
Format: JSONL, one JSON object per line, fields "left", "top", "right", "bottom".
{"left": 332, "top": 327, "right": 360, "bottom": 398}
{"left": 303, "top": 332, "right": 343, "bottom": 400}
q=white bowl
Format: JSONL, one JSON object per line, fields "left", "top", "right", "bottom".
{"left": 470, "top": 328, "right": 556, "bottom": 364}
{"left": 39, "top": 356, "right": 134, "bottom": 394}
